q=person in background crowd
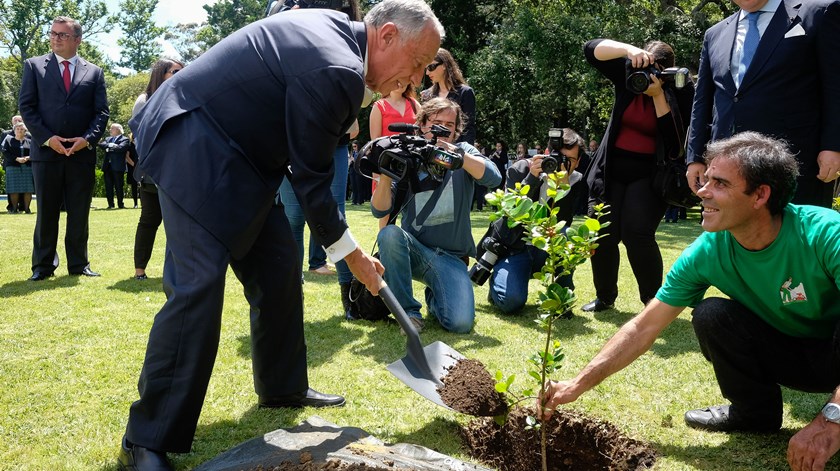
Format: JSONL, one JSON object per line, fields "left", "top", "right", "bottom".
{"left": 131, "top": 58, "right": 183, "bottom": 281}
{"left": 19, "top": 15, "right": 109, "bottom": 281}
{"left": 349, "top": 141, "right": 366, "bottom": 205}
{"left": 125, "top": 133, "right": 139, "bottom": 209}
{"left": 421, "top": 48, "right": 476, "bottom": 144}
{"left": 580, "top": 38, "right": 694, "bottom": 312}
{"left": 99, "top": 123, "right": 130, "bottom": 209}
{"left": 514, "top": 142, "right": 529, "bottom": 162}
{"left": 4, "top": 115, "right": 27, "bottom": 213}
{"left": 1, "top": 122, "right": 34, "bottom": 213}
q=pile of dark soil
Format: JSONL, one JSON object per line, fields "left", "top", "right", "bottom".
{"left": 460, "top": 407, "right": 656, "bottom": 471}
{"left": 247, "top": 452, "right": 409, "bottom": 470}
{"left": 437, "top": 358, "right": 507, "bottom": 416}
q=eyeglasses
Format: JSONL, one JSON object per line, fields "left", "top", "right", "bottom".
{"left": 426, "top": 62, "right": 442, "bottom": 72}
{"left": 49, "top": 31, "right": 75, "bottom": 41}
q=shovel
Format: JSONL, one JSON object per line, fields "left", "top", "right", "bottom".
{"left": 376, "top": 278, "right": 464, "bottom": 409}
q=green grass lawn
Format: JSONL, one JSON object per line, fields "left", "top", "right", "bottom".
{"left": 0, "top": 199, "right": 833, "bottom": 470}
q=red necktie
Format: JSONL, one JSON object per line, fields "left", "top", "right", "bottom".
{"left": 62, "top": 60, "right": 71, "bottom": 93}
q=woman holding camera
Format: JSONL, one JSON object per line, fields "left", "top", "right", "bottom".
{"left": 581, "top": 38, "right": 694, "bottom": 312}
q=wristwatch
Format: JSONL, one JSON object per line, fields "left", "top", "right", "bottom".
{"left": 821, "top": 403, "right": 840, "bottom": 424}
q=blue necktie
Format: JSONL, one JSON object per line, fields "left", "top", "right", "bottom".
{"left": 738, "top": 11, "right": 761, "bottom": 86}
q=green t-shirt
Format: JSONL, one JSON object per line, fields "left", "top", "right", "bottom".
{"left": 657, "top": 205, "right": 840, "bottom": 338}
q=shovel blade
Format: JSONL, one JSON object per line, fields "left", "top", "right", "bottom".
{"left": 387, "top": 341, "right": 464, "bottom": 409}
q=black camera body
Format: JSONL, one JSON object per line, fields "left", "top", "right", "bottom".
{"left": 626, "top": 63, "right": 690, "bottom": 95}
{"left": 469, "top": 216, "right": 527, "bottom": 285}
{"left": 357, "top": 123, "right": 465, "bottom": 184}
{"left": 542, "top": 128, "right": 570, "bottom": 174}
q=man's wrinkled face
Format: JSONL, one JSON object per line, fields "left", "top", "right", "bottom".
{"left": 697, "top": 156, "right": 761, "bottom": 234}
{"left": 367, "top": 23, "right": 440, "bottom": 96}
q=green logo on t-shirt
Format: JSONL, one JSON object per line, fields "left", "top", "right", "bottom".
{"left": 780, "top": 276, "right": 807, "bottom": 304}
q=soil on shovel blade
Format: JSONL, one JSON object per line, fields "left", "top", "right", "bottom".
{"left": 437, "top": 358, "right": 507, "bottom": 417}
{"left": 461, "top": 407, "right": 656, "bottom": 471}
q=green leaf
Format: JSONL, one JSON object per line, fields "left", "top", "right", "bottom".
{"left": 584, "top": 218, "right": 601, "bottom": 232}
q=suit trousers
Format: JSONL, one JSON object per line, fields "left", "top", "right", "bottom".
{"left": 691, "top": 297, "right": 840, "bottom": 428}
{"left": 31, "top": 159, "right": 95, "bottom": 274}
{"left": 133, "top": 185, "right": 162, "bottom": 270}
{"left": 126, "top": 190, "right": 308, "bottom": 453}
{"left": 103, "top": 169, "right": 125, "bottom": 208}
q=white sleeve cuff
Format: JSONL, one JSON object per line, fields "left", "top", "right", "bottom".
{"left": 324, "top": 229, "right": 358, "bottom": 263}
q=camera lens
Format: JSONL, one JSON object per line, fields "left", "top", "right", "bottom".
{"left": 626, "top": 70, "right": 651, "bottom": 94}
{"left": 541, "top": 155, "right": 558, "bottom": 174}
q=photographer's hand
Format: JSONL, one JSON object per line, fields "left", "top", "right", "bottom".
{"left": 529, "top": 155, "right": 544, "bottom": 178}
{"left": 344, "top": 248, "right": 385, "bottom": 296}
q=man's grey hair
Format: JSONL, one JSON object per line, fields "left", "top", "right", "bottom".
{"left": 111, "top": 123, "right": 124, "bottom": 134}
{"left": 53, "top": 16, "right": 83, "bottom": 37}
{"left": 703, "top": 131, "right": 799, "bottom": 215}
{"left": 365, "top": 0, "right": 445, "bottom": 43}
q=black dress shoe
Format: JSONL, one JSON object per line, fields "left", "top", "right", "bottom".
{"left": 28, "top": 272, "right": 52, "bottom": 281}
{"left": 684, "top": 405, "right": 780, "bottom": 433}
{"left": 71, "top": 267, "right": 101, "bottom": 277}
{"left": 581, "top": 298, "right": 614, "bottom": 312}
{"left": 118, "top": 437, "right": 173, "bottom": 471}
{"left": 259, "top": 388, "right": 345, "bottom": 409}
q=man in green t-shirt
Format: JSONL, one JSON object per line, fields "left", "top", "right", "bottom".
{"left": 540, "top": 132, "right": 840, "bottom": 471}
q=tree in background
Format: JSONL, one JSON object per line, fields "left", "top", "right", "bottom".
{"left": 198, "top": 0, "right": 263, "bottom": 50}
{"left": 117, "top": 0, "right": 164, "bottom": 72}
{"left": 107, "top": 71, "right": 148, "bottom": 130}
{"left": 164, "top": 22, "right": 205, "bottom": 63}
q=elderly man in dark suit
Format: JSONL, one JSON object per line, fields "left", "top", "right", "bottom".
{"left": 18, "top": 16, "right": 109, "bottom": 280}
{"left": 685, "top": 0, "right": 840, "bottom": 207}
{"left": 118, "top": 1, "right": 444, "bottom": 469}
{"left": 98, "top": 123, "right": 130, "bottom": 209}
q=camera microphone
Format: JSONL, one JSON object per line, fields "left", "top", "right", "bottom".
{"left": 387, "top": 123, "right": 419, "bottom": 133}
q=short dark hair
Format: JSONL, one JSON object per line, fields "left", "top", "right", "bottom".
{"left": 53, "top": 16, "right": 82, "bottom": 37}
{"left": 644, "top": 40, "right": 675, "bottom": 69}
{"left": 703, "top": 131, "right": 799, "bottom": 215}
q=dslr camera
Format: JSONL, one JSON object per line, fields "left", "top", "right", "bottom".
{"left": 626, "top": 63, "right": 690, "bottom": 95}
{"left": 541, "top": 128, "right": 570, "bottom": 174}
{"left": 357, "top": 123, "right": 464, "bottom": 184}
{"left": 469, "top": 217, "right": 526, "bottom": 285}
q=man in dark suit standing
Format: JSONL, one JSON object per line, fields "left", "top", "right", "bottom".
{"left": 98, "top": 123, "right": 130, "bottom": 209}
{"left": 19, "top": 16, "right": 109, "bottom": 280}
{"left": 118, "top": 1, "right": 444, "bottom": 469}
{"left": 686, "top": 0, "right": 840, "bottom": 207}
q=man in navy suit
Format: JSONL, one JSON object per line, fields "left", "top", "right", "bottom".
{"left": 686, "top": 0, "right": 840, "bottom": 207}
{"left": 119, "top": 1, "right": 444, "bottom": 469}
{"left": 98, "top": 123, "right": 130, "bottom": 209}
{"left": 18, "top": 16, "right": 109, "bottom": 280}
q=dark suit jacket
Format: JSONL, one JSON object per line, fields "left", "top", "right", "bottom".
{"left": 99, "top": 134, "right": 130, "bottom": 172}
{"left": 686, "top": 0, "right": 840, "bottom": 181}
{"left": 18, "top": 53, "right": 109, "bottom": 164}
{"left": 131, "top": 10, "right": 366, "bottom": 258}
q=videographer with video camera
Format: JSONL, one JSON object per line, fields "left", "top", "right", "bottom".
{"left": 370, "top": 97, "right": 501, "bottom": 334}
{"left": 481, "top": 128, "right": 586, "bottom": 316}
{"left": 581, "top": 38, "right": 694, "bottom": 313}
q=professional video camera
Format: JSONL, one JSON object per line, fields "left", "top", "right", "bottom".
{"left": 541, "top": 128, "right": 572, "bottom": 174}
{"left": 356, "top": 123, "right": 465, "bottom": 184}
{"left": 626, "top": 62, "right": 690, "bottom": 95}
{"left": 266, "top": 0, "right": 345, "bottom": 15}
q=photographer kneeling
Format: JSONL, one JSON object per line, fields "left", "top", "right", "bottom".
{"left": 485, "top": 128, "right": 586, "bottom": 315}
{"left": 371, "top": 97, "right": 502, "bottom": 333}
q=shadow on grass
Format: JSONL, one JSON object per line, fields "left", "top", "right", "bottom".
{"left": 479, "top": 300, "right": 598, "bottom": 339}
{"left": 389, "top": 416, "right": 465, "bottom": 458}
{"left": 652, "top": 428, "right": 796, "bottom": 471}
{"left": 593, "top": 308, "right": 699, "bottom": 359}
{"left": 108, "top": 276, "right": 164, "bottom": 293}
{"left": 0, "top": 273, "right": 81, "bottom": 297}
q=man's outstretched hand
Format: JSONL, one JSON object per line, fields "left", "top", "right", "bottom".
{"left": 344, "top": 248, "right": 385, "bottom": 295}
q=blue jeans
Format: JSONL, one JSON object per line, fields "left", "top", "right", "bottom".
{"left": 377, "top": 225, "right": 475, "bottom": 333}
{"left": 489, "top": 245, "right": 574, "bottom": 314}
{"left": 278, "top": 146, "right": 352, "bottom": 284}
